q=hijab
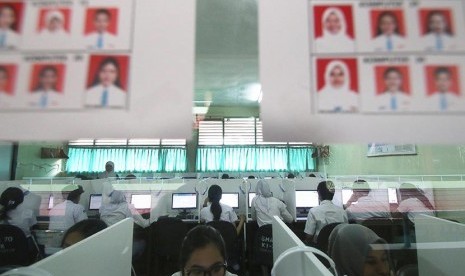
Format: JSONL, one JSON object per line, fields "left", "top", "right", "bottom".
{"left": 328, "top": 224, "right": 390, "bottom": 276}
{"left": 99, "top": 190, "right": 126, "bottom": 216}
{"left": 321, "top": 60, "right": 351, "bottom": 93}
{"left": 316, "top": 8, "right": 354, "bottom": 52}
{"left": 254, "top": 179, "right": 273, "bottom": 213}
{"left": 99, "top": 161, "right": 117, "bottom": 179}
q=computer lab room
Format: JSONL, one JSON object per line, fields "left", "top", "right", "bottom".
{"left": 2, "top": 0, "right": 465, "bottom": 276}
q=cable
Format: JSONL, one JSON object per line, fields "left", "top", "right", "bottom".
{"left": 271, "top": 245, "right": 338, "bottom": 276}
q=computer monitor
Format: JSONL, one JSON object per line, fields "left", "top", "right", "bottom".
{"left": 172, "top": 193, "right": 197, "bottom": 209}
{"left": 248, "top": 192, "right": 256, "bottom": 208}
{"left": 131, "top": 194, "right": 152, "bottom": 209}
{"left": 388, "top": 188, "right": 398, "bottom": 204}
{"left": 342, "top": 189, "right": 353, "bottom": 205}
{"left": 48, "top": 195, "right": 54, "bottom": 209}
{"left": 220, "top": 193, "right": 239, "bottom": 208}
{"left": 89, "top": 194, "right": 103, "bottom": 210}
{"left": 295, "top": 190, "right": 319, "bottom": 208}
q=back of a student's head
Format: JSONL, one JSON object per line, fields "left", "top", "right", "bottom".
{"left": 208, "top": 185, "right": 223, "bottom": 221}
{"left": 179, "top": 225, "right": 227, "bottom": 275}
{"left": 317, "top": 181, "right": 335, "bottom": 201}
{"left": 353, "top": 179, "right": 370, "bottom": 194}
{"left": 287, "top": 173, "right": 295, "bottom": 179}
{"left": 0, "top": 187, "right": 24, "bottom": 220}
{"left": 221, "top": 173, "right": 229, "bottom": 179}
{"left": 61, "top": 219, "right": 107, "bottom": 248}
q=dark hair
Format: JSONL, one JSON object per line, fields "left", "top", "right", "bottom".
{"left": 208, "top": 185, "right": 222, "bottom": 221}
{"left": 383, "top": 67, "right": 402, "bottom": 79}
{"left": 308, "top": 173, "right": 317, "bottom": 177}
{"left": 179, "top": 225, "right": 227, "bottom": 275}
{"left": 94, "top": 9, "right": 111, "bottom": 19}
{"left": 426, "top": 10, "right": 452, "bottom": 35}
{"left": 221, "top": 174, "right": 229, "bottom": 179}
{"left": 61, "top": 219, "right": 107, "bottom": 247}
{"left": 353, "top": 179, "right": 370, "bottom": 193}
{"left": 317, "top": 181, "right": 335, "bottom": 201}
{"left": 399, "top": 183, "right": 435, "bottom": 211}
{"left": 0, "top": 5, "right": 17, "bottom": 31}
{"left": 247, "top": 175, "right": 256, "bottom": 179}
{"left": 434, "top": 67, "right": 452, "bottom": 78}
{"left": 287, "top": 173, "right": 295, "bottom": 179}
{"left": 64, "top": 185, "right": 84, "bottom": 203}
{"left": 34, "top": 66, "right": 58, "bottom": 91}
{"left": 0, "top": 187, "right": 24, "bottom": 220}
{"left": 91, "top": 57, "right": 122, "bottom": 88}
{"left": 125, "top": 174, "right": 136, "bottom": 180}
{"left": 376, "top": 11, "right": 400, "bottom": 36}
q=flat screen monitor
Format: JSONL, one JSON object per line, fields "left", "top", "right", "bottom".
{"left": 388, "top": 188, "right": 398, "bottom": 204}
{"left": 295, "top": 190, "right": 319, "bottom": 208}
{"left": 172, "top": 193, "right": 197, "bottom": 209}
{"left": 342, "top": 189, "right": 353, "bottom": 205}
{"left": 131, "top": 194, "right": 152, "bottom": 209}
{"left": 220, "top": 193, "right": 239, "bottom": 208}
{"left": 248, "top": 192, "right": 256, "bottom": 208}
{"left": 48, "top": 195, "right": 54, "bottom": 209}
{"left": 89, "top": 194, "right": 103, "bottom": 210}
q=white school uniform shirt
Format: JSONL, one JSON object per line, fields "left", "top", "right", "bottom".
{"left": 85, "top": 31, "right": 117, "bottom": 50}
{"left": 424, "top": 92, "right": 463, "bottom": 112}
{"left": 375, "top": 91, "right": 411, "bottom": 112}
{"left": 6, "top": 203, "right": 37, "bottom": 237}
{"left": 29, "top": 89, "right": 63, "bottom": 108}
{"left": 346, "top": 195, "right": 391, "bottom": 222}
{"left": 397, "top": 198, "right": 435, "bottom": 223}
{"left": 421, "top": 33, "right": 456, "bottom": 51}
{"left": 200, "top": 202, "right": 237, "bottom": 223}
{"left": 318, "top": 87, "right": 358, "bottom": 113}
{"left": 86, "top": 84, "right": 126, "bottom": 108}
{"left": 0, "top": 91, "right": 15, "bottom": 109}
{"left": 304, "top": 200, "right": 348, "bottom": 242}
{"left": 49, "top": 200, "right": 88, "bottom": 231}
{"left": 251, "top": 196, "right": 293, "bottom": 227}
{"left": 372, "top": 34, "right": 406, "bottom": 52}
{"left": 0, "top": 28, "right": 19, "bottom": 48}
{"left": 100, "top": 202, "right": 149, "bottom": 228}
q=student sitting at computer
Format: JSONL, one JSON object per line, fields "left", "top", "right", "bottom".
{"left": 99, "top": 190, "right": 149, "bottom": 228}
{"left": 172, "top": 225, "right": 237, "bottom": 276}
{"left": 201, "top": 185, "right": 245, "bottom": 235}
{"left": 304, "top": 181, "right": 348, "bottom": 244}
{"left": 61, "top": 219, "right": 107, "bottom": 248}
{"left": 251, "top": 179, "right": 293, "bottom": 227}
{"left": 0, "top": 187, "right": 37, "bottom": 239}
{"left": 328, "top": 224, "right": 393, "bottom": 276}
{"left": 395, "top": 183, "right": 435, "bottom": 223}
{"left": 345, "top": 180, "right": 391, "bottom": 222}
{"left": 49, "top": 185, "right": 88, "bottom": 231}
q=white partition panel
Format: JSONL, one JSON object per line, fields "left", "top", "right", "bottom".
{"left": 31, "top": 218, "right": 133, "bottom": 276}
{"left": 272, "top": 216, "right": 332, "bottom": 276}
{"left": 415, "top": 215, "right": 465, "bottom": 276}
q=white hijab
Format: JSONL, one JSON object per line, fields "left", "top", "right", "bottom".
{"left": 321, "top": 60, "right": 351, "bottom": 93}
{"left": 100, "top": 190, "right": 126, "bottom": 216}
{"left": 316, "top": 8, "right": 354, "bottom": 52}
{"left": 255, "top": 180, "right": 273, "bottom": 213}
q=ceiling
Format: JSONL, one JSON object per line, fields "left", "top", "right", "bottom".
{"left": 194, "top": 0, "right": 260, "bottom": 110}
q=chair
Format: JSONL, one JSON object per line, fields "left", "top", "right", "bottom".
{"left": 0, "top": 225, "right": 30, "bottom": 267}
{"left": 316, "top": 222, "right": 341, "bottom": 254}
{"left": 361, "top": 218, "right": 395, "bottom": 243}
{"left": 207, "top": 221, "right": 240, "bottom": 272}
{"left": 148, "top": 217, "right": 187, "bottom": 276}
{"left": 253, "top": 224, "right": 273, "bottom": 276}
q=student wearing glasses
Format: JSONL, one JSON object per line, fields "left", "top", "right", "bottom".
{"left": 172, "top": 225, "right": 237, "bottom": 276}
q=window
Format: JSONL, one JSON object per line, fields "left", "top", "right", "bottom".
{"left": 66, "top": 139, "right": 187, "bottom": 173}
{"left": 197, "top": 117, "right": 315, "bottom": 172}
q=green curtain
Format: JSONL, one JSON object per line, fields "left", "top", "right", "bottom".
{"left": 66, "top": 147, "right": 187, "bottom": 173}
{"left": 196, "top": 146, "right": 315, "bottom": 172}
